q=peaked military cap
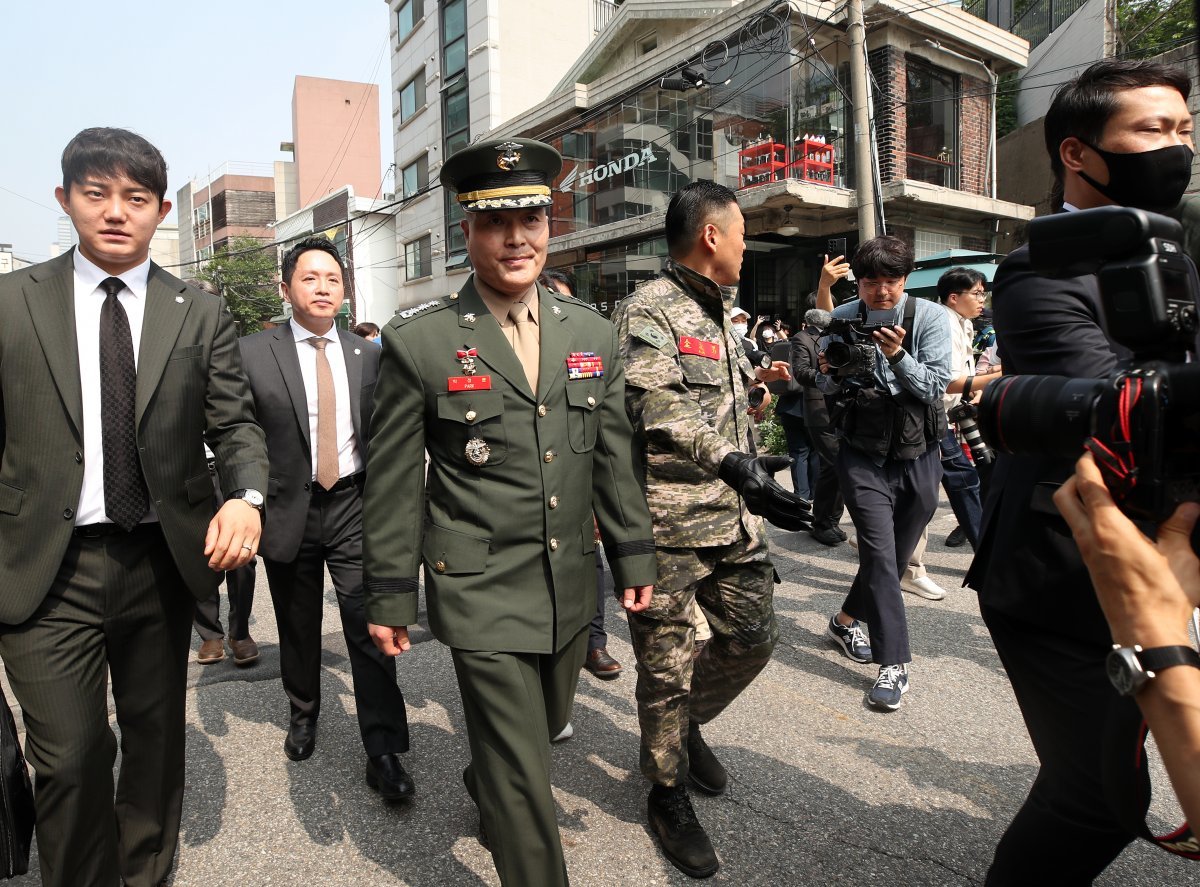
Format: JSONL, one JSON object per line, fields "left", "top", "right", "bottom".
{"left": 440, "top": 137, "right": 563, "bottom": 213}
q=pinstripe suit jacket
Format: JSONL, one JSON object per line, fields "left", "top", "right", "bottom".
{"left": 0, "top": 249, "right": 268, "bottom": 624}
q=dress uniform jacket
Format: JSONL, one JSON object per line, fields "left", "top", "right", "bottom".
{"left": 363, "top": 275, "right": 656, "bottom": 653}
{"left": 612, "top": 260, "right": 761, "bottom": 549}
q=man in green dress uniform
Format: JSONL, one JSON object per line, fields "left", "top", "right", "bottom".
{"left": 362, "top": 138, "right": 656, "bottom": 887}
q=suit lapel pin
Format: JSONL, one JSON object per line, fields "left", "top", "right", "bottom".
{"left": 552, "top": 306, "right": 561, "bottom": 315}
{"left": 354, "top": 348, "right": 361, "bottom": 355}
{"left": 464, "top": 312, "right": 476, "bottom": 323}
{"left": 175, "top": 296, "right": 185, "bottom": 303}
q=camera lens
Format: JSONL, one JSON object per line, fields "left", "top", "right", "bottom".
{"left": 825, "top": 341, "right": 856, "bottom": 369}
{"left": 978, "top": 375, "right": 1106, "bottom": 459}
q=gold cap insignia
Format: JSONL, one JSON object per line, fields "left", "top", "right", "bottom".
{"left": 495, "top": 142, "right": 523, "bottom": 171}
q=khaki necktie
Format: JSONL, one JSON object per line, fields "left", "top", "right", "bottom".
{"left": 307, "top": 337, "right": 339, "bottom": 491}
{"left": 507, "top": 300, "right": 539, "bottom": 392}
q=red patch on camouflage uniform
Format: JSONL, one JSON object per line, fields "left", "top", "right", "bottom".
{"left": 678, "top": 336, "right": 721, "bottom": 359}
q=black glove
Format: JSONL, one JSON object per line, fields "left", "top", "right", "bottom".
{"left": 717, "top": 452, "right": 814, "bottom": 532}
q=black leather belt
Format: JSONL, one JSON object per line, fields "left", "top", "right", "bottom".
{"left": 74, "top": 522, "right": 158, "bottom": 539}
{"left": 312, "top": 472, "right": 364, "bottom": 496}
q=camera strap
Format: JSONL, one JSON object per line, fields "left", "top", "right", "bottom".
{"left": 1084, "top": 375, "right": 1144, "bottom": 504}
{"left": 1102, "top": 693, "right": 1200, "bottom": 859}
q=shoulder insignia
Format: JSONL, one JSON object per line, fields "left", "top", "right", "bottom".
{"left": 634, "top": 325, "right": 670, "bottom": 350}
{"left": 391, "top": 297, "right": 453, "bottom": 327}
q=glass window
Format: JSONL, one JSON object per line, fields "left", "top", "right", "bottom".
{"left": 399, "top": 70, "right": 426, "bottom": 124}
{"left": 442, "top": 0, "right": 465, "bottom": 42}
{"left": 906, "top": 58, "right": 958, "bottom": 189}
{"left": 639, "top": 33, "right": 658, "bottom": 54}
{"left": 401, "top": 154, "right": 428, "bottom": 198}
{"left": 397, "top": 0, "right": 423, "bottom": 41}
{"left": 404, "top": 234, "right": 432, "bottom": 280}
{"left": 444, "top": 81, "right": 465, "bottom": 134}
{"left": 446, "top": 197, "right": 467, "bottom": 259}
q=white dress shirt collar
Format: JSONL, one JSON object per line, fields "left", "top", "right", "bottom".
{"left": 289, "top": 318, "right": 339, "bottom": 345}
{"left": 73, "top": 247, "right": 151, "bottom": 299}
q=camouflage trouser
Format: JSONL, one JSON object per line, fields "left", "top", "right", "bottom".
{"left": 627, "top": 525, "right": 777, "bottom": 786}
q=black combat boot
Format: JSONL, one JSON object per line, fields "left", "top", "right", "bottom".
{"left": 686, "top": 721, "right": 728, "bottom": 795}
{"left": 647, "top": 783, "right": 719, "bottom": 878}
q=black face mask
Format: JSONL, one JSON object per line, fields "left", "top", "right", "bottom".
{"left": 1079, "top": 142, "right": 1194, "bottom": 212}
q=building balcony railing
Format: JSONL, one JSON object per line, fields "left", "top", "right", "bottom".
{"left": 906, "top": 152, "right": 957, "bottom": 189}
{"left": 592, "top": 0, "right": 618, "bottom": 36}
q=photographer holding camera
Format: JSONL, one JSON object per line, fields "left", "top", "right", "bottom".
{"left": 935, "top": 267, "right": 1003, "bottom": 549}
{"left": 964, "top": 59, "right": 1195, "bottom": 882}
{"left": 817, "top": 236, "right": 953, "bottom": 710}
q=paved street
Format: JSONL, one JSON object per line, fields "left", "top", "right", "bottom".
{"left": 6, "top": 498, "right": 1192, "bottom": 885}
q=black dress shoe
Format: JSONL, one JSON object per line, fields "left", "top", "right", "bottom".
{"left": 284, "top": 722, "right": 316, "bottom": 761}
{"left": 945, "top": 526, "right": 968, "bottom": 548}
{"left": 366, "top": 753, "right": 416, "bottom": 802}
{"left": 810, "top": 526, "right": 844, "bottom": 547}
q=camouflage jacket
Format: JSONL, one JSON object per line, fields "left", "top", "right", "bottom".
{"left": 613, "top": 260, "right": 760, "bottom": 548}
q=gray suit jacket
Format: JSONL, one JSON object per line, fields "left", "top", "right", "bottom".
{"left": 238, "top": 325, "right": 379, "bottom": 563}
{"left": 0, "top": 249, "right": 268, "bottom": 624}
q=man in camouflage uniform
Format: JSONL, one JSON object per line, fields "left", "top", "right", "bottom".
{"left": 613, "top": 180, "right": 810, "bottom": 879}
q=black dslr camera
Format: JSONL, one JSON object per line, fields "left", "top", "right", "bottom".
{"left": 824, "top": 306, "right": 900, "bottom": 384}
{"left": 977, "top": 206, "right": 1200, "bottom": 521}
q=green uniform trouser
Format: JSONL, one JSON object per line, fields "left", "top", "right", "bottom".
{"left": 453, "top": 625, "right": 590, "bottom": 887}
{"left": 628, "top": 526, "right": 777, "bottom": 786}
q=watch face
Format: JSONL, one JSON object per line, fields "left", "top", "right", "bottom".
{"left": 1107, "top": 648, "right": 1144, "bottom": 696}
{"left": 242, "top": 490, "right": 264, "bottom": 507}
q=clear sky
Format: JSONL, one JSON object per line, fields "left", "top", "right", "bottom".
{"left": 0, "top": 1, "right": 393, "bottom": 263}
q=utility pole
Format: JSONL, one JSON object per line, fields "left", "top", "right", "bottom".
{"left": 847, "top": 0, "right": 878, "bottom": 239}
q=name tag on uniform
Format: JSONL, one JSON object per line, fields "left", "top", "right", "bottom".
{"left": 448, "top": 375, "right": 492, "bottom": 391}
{"left": 679, "top": 336, "right": 721, "bottom": 360}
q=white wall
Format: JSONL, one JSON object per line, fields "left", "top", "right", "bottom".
{"left": 1016, "top": 0, "right": 1105, "bottom": 126}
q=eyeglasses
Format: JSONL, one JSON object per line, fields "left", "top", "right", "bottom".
{"left": 858, "top": 279, "right": 905, "bottom": 293}
{"left": 959, "top": 289, "right": 987, "bottom": 300}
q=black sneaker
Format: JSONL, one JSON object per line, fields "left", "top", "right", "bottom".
{"left": 866, "top": 664, "right": 909, "bottom": 711}
{"left": 647, "top": 784, "right": 719, "bottom": 878}
{"left": 827, "top": 615, "right": 872, "bottom": 663}
{"left": 686, "top": 722, "right": 727, "bottom": 796}
{"left": 945, "top": 526, "right": 968, "bottom": 548}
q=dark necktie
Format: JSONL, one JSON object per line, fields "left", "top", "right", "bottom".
{"left": 99, "top": 276, "right": 148, "bottom": 530}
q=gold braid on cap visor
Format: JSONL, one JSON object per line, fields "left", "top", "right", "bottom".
{"left": 456, "top": 185, "right": 552, "bottom": 204}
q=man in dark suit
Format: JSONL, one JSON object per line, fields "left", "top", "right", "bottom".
{"left": 238, "top": 237, "right": 412, "bottom": 798}
{"left": 790, "top": 308, "right": 846, "bottom": 546}
{"left": 965, "top": 60, "right": 1195, "bottom": 882}
{"left": 363, "top": 139, "right": 657, "bottom": 887}
{"left": 0, "top": 127, "right": 267, "bottom": 887}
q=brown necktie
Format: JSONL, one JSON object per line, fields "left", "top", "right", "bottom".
{"left": 507, "top": 300, "right": 539, "bottom": 392}
{"left": 307, "top": 337, "right": 339, "bottom": 491}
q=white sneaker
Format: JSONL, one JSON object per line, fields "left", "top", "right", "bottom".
{"left": 551, "top": 722, "right": 574, "bottom": 743}
{"left": 901, "top": 576, "right": 947, "bottom": 601}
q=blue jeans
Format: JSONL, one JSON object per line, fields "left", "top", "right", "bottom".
{"left": 939, "top": 427, "right": 982, "bottom": 547}
{"left": 777, "top": 411, "right": 819, "bottom": 500}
